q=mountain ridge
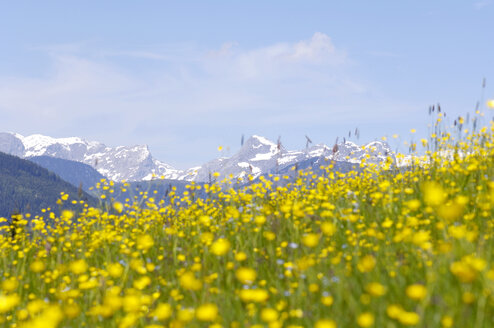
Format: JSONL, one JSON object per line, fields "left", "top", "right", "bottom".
{"left": 0, "top": 132, "right": 395, "bottom": 184}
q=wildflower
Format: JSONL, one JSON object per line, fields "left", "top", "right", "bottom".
{"left": 406, "top": 284, "right": 427, "bottom": 301}
{"left": 113, "top": 202, "right": 124, "bottom": 213}
{"left": 30, "top": 260, "right": 46, "bottom": 273}
{"left": 108, "top": 263, "right": 124, "bottom": 278}
{"left": 177, "top": 308, "right": 195, "bottom": 322}
{"left": 2, "top": 277, "right": 19, "bottom": 292}
{"left": 254, "top": 215, "right": 267, "bottom": 225}
{"left": 64, "top": 303, "right": 81, "bottom": 319}
{"left": 235, "top": 251, "right": 247, "bottom": 261}
{"left": 321, "top": 295, "right": 334, "bottom": 306}
{"left": 357, "top": 312, "right": 374, "bottom": 327}
{"left": 0, "top": 294, "right": 20, "bottom": 313}
{"left": 438, "top": 202, "right": 464, "bottom": 221}
{"left": 196, "top": 303, "right": 218, "bottom": 322}
{"left": 151, "top": 303, "right": 172, "bottom": 320}
{"left": 137, "top": 234, "right": 155, "bottom": 251}
{"left": 210, "top": 238, "right": 231, "bottom": 256}
{"left": 179, "top": 272, "right": 202, "bottom": 291}
{"left": 302, "top": 233, "right": 320, "bottom": 247}
{"left": 260, "top": 308, "right": 278, "bottom": 322}
{"left": 450, "top": 256, "right": 486, "bottom": 283}
{"left": 386, "top": 304, "right": 403, "bottom": 319}
{"left": 357, "top": 255, "right": 376, "bottom": 273}
{"left": 239, "top": 289, "right": 269, "bottom": 303}
{"left": 398, "top": 311, "right": 420, "bottom": 325}
{"left": 315, "top": 319, "right": 337, "bottom": 328}
{"left": 320, "top": 222, "right": 336, "bottom": 235}
{"left": 133, "top": 276, "right": 151, "bottom": 290}
{"left": 441, "top": 316, "right": 454, "bottom": 327}
{"left": 365, "top": 282, "right": 387, "bottom": 297}
{"left": 123, "top": 295, "right": 141, "bottom": 313}
{"left": 423, "top": 182, "right": 446, "bottom": 206}
{"left": 70, "top": 259, "right": 88, "bottom": 274}
{"left": 236, "top": 267, "right": 257, "bottom": 285}
{"left": 61, "top": 210, "right": 74, "bottom": 220}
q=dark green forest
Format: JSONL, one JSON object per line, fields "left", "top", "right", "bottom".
{"left": 0, "top": 151, "right": 96, "bottom": 218}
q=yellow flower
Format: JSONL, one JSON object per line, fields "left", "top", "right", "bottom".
{"left": 235, "top": 251, "right": 247, "bottom": 261}
{"left": 450, "top": 261, "right": 477, "bottom": 283}
{"left": 196, "top": 303, "right": 218, "bottom": 322}
{"left": 462, "top": 292, "right": 475, "bottom": 304}
{"left": 438, "top": 202, "right": 464, "bottom": 221}
{"left": 236, "top": 267, "right": 257, "bottom": 285}
{"left": 357, "top": 255, "right": 376, "bottom": 273}
{"left": 406, "top": 284, "right": 427, "bottom": 301}
{"left": 260, "top": 308, "right": 278, "bottom": 322}
{"left": 398, "top": 311, "right": 420, "bottom": 326}
{"left": 406, "top": 199, "right": 421, "bottom": 211}
{"left": 321, "top": 296, "right": 334, "bottom": 306}
{"left": 70, "top": 259, "right": 88, "bottom": 275}
{"left": 151, "top": 303, "right": 172, "bottom": 320}
{"left": 302, "top": 233, "right": 320, "bottom": 247}
{"left": 30, "top": 260, "right": 46, "bottom": 273}
{"left": 487, "top": 99, "right": 494, "bottom": 108}
{"left": 64, "top": 303, "right": 81, "bottom": 319}
{"left": 210, "top": 238, "right": 231, "bottom": 256}
{"left": 61, "top": 210, "right": 74, "bottom": 220}
{"left": 441, "top": 315, "right": 454, "bottom": 327}
{"left": 321, "top": 222, "right": 336, "bottom": 235}
{"left": 123, "top": 295, "right": 141, "bottom": 313}
{"left": 315, "top": 319, "right": 337, "bottom": 328}
{"left": 200, "top": 232, "right": 214, "bottom": 245}
{"left": 137, "top": 234, "right": 155, "bottom": 251}
{"left": 113, "top": 202, "right": 124, "bottom": 213}
{"left": 386, "top": 304, "right": 403, "bottom": 319}
{"left": 133, "top": 276, "right": 151, "bottom": 290}
{"left": 357, "top": 312, "right": 374, "bottom": 327}
{"left": 2, "top": 277, "right": 19, "bottom": 292}
{"left": 423, "top": 182, "right": 446, "bottom": 206}
{"left": 254, "top": 215, "right": 267, "bottom": 225}
{"left": 179, "top": 271, "right": 202, "bottom": 291}
{"left": 177, "top": 308, "right": 195, "bottom": 322}
{"left": 365, "top": 282, "right": 387, "bottom": 297}
{"left": 108, "top": 263, "right": 124, "bottom": 278}
{"left": 0, "top": 294, "right": 20, "bottom": 313}
{"left": 239, "top": 289, "right": 269, "bottom": 303}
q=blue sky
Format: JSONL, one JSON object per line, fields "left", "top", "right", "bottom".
{"left": 1, "top": 1, "right": 493, "bottom": 168}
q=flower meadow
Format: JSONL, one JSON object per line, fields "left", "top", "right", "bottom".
{"left": 2, "top": 108, "right": 494, "bottom": 328}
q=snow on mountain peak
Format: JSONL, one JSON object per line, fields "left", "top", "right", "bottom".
{"left": 1, "top": 132, "right": 181, "bottom": 182}
{"left": 250, "top": 135, "right": 276, "bottom": 146}
{"left": 1, "top": 131, "right": 397, "bottom": 184}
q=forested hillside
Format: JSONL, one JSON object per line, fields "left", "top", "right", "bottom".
{"left": 28, "top": 155, "right": 105, "bottom": 193}
{"left": 0, "top": 151, "right": 97, "bottom": 218}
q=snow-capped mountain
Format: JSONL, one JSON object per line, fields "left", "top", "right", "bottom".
{"left": 191, "top": 135, "right": 394, "bottom": 182}
{"left": 0, "top": 132, "right": 183, "bottom": 182}
{"left": 0, "top": 132, "right": 395, "bottom": 183}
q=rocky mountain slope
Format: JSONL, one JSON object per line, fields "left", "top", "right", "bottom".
{"left": 0, "top": 132, "right": 394, "bottom": 184}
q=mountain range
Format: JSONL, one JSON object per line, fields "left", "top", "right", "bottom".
{"left": 0, "top": 132, "right": 395, "bottom": 186}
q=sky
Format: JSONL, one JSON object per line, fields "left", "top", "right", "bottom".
{"left": 1, "top": 1, "right": 493, "bottom": 169}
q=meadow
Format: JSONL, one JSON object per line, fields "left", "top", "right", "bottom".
{"left": 2, "top": 107, "right": 494, "bottom": 327}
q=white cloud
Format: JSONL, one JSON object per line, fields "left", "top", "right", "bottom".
{"left": 474, "top": 0, "right": 492, "bottom": 9}
{"left": 0, "top": 33, "right": 416, "bottom": 167}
